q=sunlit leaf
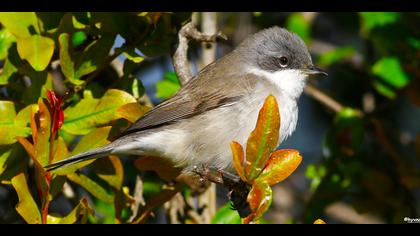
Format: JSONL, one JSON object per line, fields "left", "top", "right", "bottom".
{"left": 62, "top": 89, "right": 136, "bottom": 135}
{"left": 11, "top": 173, "right": 42, "bottom": 224}
{"left": 59, "top": 198, "right": 94, "bottom": 224}
{"left": 360, "top": 12, "right": 400, "bottom": 32}
{"left": 33, "top": 98, "right": 52, "bottom": 166}
{"left": 230, "top": 141, "right": 247, "bottom": 182}
{"left": 244, "top": 181, "right": 272, "bottom": 224}
{"left": 116, "top": 102, "right": 150, "bottom": 124}
{"left": 120, "top": 46, "right": 144, "bottom": 63}
{"left": 313, "top": 219, "right": 326, "bottom": 224}
{"left": 59, "top": 33, "right": 80, "bottom": 85}
{"left": 245, "top": 95, "right": 280, "bottom": 181}
{"left": 16, "top": 35, "right": 55, "bottom": 71}
{"left": 0, "top": 102, "right": 33, "bottom": 145}
{"left": 372, "top": 57, "right": 410, "bottom": 93}
{"left": 155, "top": 72, "right": 181, "bottom": 99}
{"left": 53, "top": 126, "right": 112, "bottom": 175}
{"left": 0, "top": 28, "right": 16, "bottom": 60}
{"left": 134, "top": 156, "right": 180, "bottom": 182}
{"left": 0, "top": 58, "right": 18, "bottom": 85}
{"left": 317, "top": 47, "right": 356, "bottom": 67}
{"left": 286, "top": 13, "right": 311, "bottom": 44}
{"left": 0, "top": 12, "right": 40, "bottom": 38}
{"left": 257, "top": 149, "right": 302, "bottom": 186}
{"left": 212, "top": 203, "right": 241, "bottom": 224}
{"left": 67, "top": 172, "right": 114, "bottom": 203}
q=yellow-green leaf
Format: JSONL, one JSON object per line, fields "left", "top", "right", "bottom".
{"left": 0, "top": 12, "right": 40, "bottom": 38}
{"left": 314, "top": 219, "right": 327, "bottom": 224}
{"left": 11, "top": 173, "right": 42, "bottom": 224}
{"left": 245, "top": 95, "right": 280, "bottom": 181}
{"left": 116, "top": 102, "right": 150, "bottom": 123}
{"left": 62, "top": 89, "right": 136, "bottom": 135}
{"left": 16, "top": 35, "right": 55, "bottom": 71}
{"left": 230, "top": 141, "right": 247, "bottom": 182}
{"left": 53, "top": 126, "right": 111, "bottom": 175}
{"left": 67, "top": 172, "right": 114, "bottom": 203}
{"left": 0, "top": 102, "right": 33, "bottom": 145}
{"left": 58, "top": 33, "right": 81, "bottom": 85}
{"left": 59, "top": 198, "right": 94, "bottom": 224}
{"left": 33, "top": 98, "right": 51, "bottom": 166}
{"left": 257, "top": 149, "right": 302, "bottom": 186}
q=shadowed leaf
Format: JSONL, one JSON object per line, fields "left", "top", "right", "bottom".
{"left": 245, "top": 95, "right": 280, "bottom": 181}
{"left": 11, "top": 173, "right": 41, "bottom": 224}
{"left": 67, "top": 172, "right": 114, "bottom": 203}
{"left": 134, "top": 156, "right": 180, "bottom": 182}
{"left": 0, "top": 102, "right": 33, "bottom": 145}
{"left": 91, "top": 156, "right": 124, "bottom": 189}
{"left": 59, "top": 198, "right": 94, "bottom": 224}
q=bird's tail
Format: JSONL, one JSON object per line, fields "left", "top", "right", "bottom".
{"left": 44, "top": 145, "right": 113, "bottom": 172}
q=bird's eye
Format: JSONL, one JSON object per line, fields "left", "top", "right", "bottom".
{"left": 279, "top": 56, "right": 289, "bottom": 67}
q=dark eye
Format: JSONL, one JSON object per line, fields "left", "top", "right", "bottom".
{"left": 279, "top": 56, "right": 289, "bottom": 67}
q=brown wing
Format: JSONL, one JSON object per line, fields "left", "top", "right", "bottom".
{"left": 118, "top": 64, "right": 259, "bottom": 136}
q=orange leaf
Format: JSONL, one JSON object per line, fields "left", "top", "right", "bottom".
{"left": 257, "top": 149, "right": 302, "bottom": 186}
{"left": 245, "top": 180, "right": 272, "bottom": 223}
{"left": 314, "top": 219, "right": 326, "bottom": 224}
{"left": 245, "top": 95, "right": 280, "bottom": 181}
{"left": 134, "top": 156, "right": 181, "bottom": 182}
{"left": 230, "top": 141, "right": 247, "bottom": 182}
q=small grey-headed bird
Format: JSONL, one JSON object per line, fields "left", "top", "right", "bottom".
{"left": 45, "top": 26, "right": 327, "bottom": 173}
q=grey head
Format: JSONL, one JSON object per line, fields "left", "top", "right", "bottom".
{"left": 236, "top": 27, "right": 327, "bottom": 76}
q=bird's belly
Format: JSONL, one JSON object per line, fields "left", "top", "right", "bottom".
{"left": 131, "top": 91, "right": 297, "bottom": 173}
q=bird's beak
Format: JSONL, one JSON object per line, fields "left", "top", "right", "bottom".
{"left": 304, "top": 66, "right": 328, "bottom": 77}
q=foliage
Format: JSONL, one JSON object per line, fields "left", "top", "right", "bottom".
{"left": 0, "top": 12, "right": 190, "bottom": 224}
{"left": 230, "top": 95, "right": 302, "bottom": 223}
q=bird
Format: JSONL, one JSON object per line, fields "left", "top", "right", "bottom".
{"left": 45, "top": 26, "right": 327, "bottom": 174}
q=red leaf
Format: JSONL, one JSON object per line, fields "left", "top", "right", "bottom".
{"left": 46, "top": 90, "right": 65, "bottom": 134}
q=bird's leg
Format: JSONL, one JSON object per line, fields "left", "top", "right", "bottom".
{"left": 192, "top": 165, "right": 252, "bottom": 218}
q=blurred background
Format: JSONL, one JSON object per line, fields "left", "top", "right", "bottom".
{"left": 0, "top": 12, "right": 419, "bottom": 224}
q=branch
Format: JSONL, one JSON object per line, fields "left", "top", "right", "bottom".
{"left": 172, "top": 21, "right": 227, "bottom": 85}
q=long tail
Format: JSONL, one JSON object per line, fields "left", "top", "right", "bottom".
{"left": 44, "top": 145, "right": 113, "bottom": 172}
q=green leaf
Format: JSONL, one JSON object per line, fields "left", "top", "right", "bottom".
{"left": 155, "top": 72, "right": 181, "bottom": 99}
{"left": 59, "top": 33, "right": 80, "bottom": 85}
{"left": 121, "top": 46, "right": 144, "bottom": 63}
{"left": 53, "top": 126, "right": 112, "bottom": 175}
{"left": 59, "top": 198, "right": 94, "bottom": 224}
{"left": 360, "top": 12, "right": 400, "bottom": 32}
{"left": 323, "top": 107, "right": 364, "bottom": 157}
{"left": 257, "top": 149, "right": 302, "bottom": 186}
{"left": 0, "top": 12, "right": 40, "bottom": 38}
{"left": 0, "top": 102, "right": 33, "bottom": 145}
{"left": 62, "top": 89, "right": 136, "bottom": 135}
{"left": 244, "top": 95, "right": 280, "bottom": 181}
{"left": 317, "top": 47, "right": 356, "bottom": 67}
{"left": 67, "top": 172, "right": 114, "bottom": 203}
{"left": 286, "top": 13, "right": 311, "bottom": 44}
{"left": 0, "top": 58, "right": 18, "bottom": 85}
{"left": 212, "top": 203, "right": 241, "bottom": 224}
{"left": 11, "top": 173, "right": 42, "bottom": 224}
{"left": 16, "top": 35, "right": 55, "bottom": 71}
{"left": 71, "top": 31, "right": 87, "bottom": 47}
{"left": 0, "top": 28, "right": 16, "bottom": 60}
{"left": 372, "top": 57, "right": 410, "bottom": 90}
